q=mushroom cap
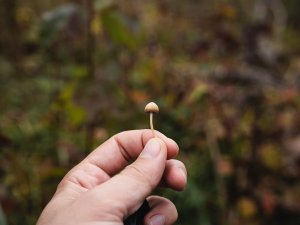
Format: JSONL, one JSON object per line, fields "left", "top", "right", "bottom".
{"left": 144, "top": 102, "right": 159, "bottom": 113}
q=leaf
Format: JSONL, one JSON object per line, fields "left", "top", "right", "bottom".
{"left": 65, "top": 102, "right": 86, "bottom": 126}
{"left": 101, "top": 10, "right": 136, "bottom": 49}
{"left": 188, "top": 83, "right": 209, "bottom": 103}
{"left": 237, "top": 197, "right": 257, "bottom": 218}
{"left": 94, "top": 0, "right": 114, "bottom": 12}
{"left": 259, "top": 144, "right": 282, "bottom": 170}
{"left": 39, "top": 4, "right": 82, "bottom": 47}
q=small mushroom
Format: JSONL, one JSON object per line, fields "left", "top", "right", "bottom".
{"left": 144, "top": 102, "right": 159, "bottom": 136}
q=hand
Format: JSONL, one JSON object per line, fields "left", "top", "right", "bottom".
{"left": 37, "top": 129, "right": 187, "bottom": 225}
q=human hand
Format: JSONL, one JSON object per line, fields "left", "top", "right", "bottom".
{"left": 37, "top": 130, "right": 187, "bottom": 225}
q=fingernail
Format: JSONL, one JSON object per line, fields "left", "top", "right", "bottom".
{"left": 140, "top": 139, "right": 161, "bottom": 159}
{"left": 149, "top": 214, "right": 165, "bottom": 225}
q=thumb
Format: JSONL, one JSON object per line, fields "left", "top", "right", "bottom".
{"left": 89, "top": 138, "right": 167, "bottom": 218}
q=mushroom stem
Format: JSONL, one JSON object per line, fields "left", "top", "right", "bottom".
{"left": 150, "top": 112, "right": 154, "bottom": 130}
{"left": 150, "top": 112, "right": 155, "bottom": 137}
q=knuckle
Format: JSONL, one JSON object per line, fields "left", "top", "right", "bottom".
{"left": 122, "top": 164, "right": 155, "bottom": 189}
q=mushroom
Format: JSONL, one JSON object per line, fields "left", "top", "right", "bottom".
{"left": 144, "top": 102, "right": 159, "bottom": 136}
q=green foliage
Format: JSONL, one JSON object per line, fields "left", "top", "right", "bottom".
{"left": 1, "top": 1, "right": 300, "bottom": 225}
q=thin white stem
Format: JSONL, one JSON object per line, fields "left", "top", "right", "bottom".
{"left": 150, "top": 113, "right": 156, "bottom": 137}
{"left": 150, "top": 113, "right": 154, "bottom": 130}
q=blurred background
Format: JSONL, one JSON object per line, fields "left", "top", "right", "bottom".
{"left": 1, "top": 0, "right": 300, "bottom": 224}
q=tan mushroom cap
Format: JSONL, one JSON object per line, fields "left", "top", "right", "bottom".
{"left": 144, "top": 102, "right": 159, "bottom": 113}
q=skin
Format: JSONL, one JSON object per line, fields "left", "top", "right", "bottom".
{"left": 37, "top": 129, "right": 187, "bottom": 225}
